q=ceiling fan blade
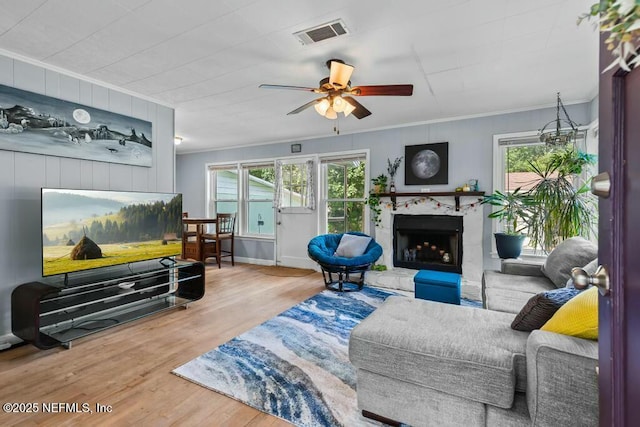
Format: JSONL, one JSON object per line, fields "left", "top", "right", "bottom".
{"left": 259, "top": 84, "right": 318, "bottom": 92}
{"left": 350, "top": 84, "right": 413, "bottom": 96}
{"left": 287, "top": 98, "right": 322, "bottom": 115}
{"left": 343, "top": 96, "right": 372, "bottom": 119}
{"left": 329, "top": 61, "right": 354, "bottom": 89}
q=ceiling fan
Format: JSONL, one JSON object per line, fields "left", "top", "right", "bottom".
{"left": 259, "top": 59, "right": 413, "bottom": 120}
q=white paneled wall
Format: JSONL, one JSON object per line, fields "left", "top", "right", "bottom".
{"left": 0, "top": 55, "right": 175, "bottom": 346}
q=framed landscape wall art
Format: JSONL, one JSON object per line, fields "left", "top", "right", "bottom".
{"left": 0, "top": 84, "right": 152, "bottom": 167}
{"left": 404, "top": 142, "right": 448, "bottom": 185}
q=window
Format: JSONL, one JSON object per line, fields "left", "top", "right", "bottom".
{"left": 206, "top": 152, "right": 369, "bottom": 239}
{"left": 279, "top": 162, "right": 309, "bottom": 208}
{"left": 244, "top": 164, "right": 275, "bottom": 236}
{"left": 208, "top": 163, "right": 277, "bottom": 238}
{"left": 208, "top": 166, "right": 238, "bottom": 217}
{"left": 493, "top": 130, "right": 593, "bottom": 253}
{"left": 321, "top": 155, "right": 366, "bottom": 234}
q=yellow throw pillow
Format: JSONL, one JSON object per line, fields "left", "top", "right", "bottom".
{"left": 541, "top": 286, "right": 598, "bottom": 340}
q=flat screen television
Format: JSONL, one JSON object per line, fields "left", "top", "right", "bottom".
{"left": 41, "top": 188, "right": 183, "bottom": 277}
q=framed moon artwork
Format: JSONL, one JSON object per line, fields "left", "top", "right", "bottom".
{"left": 0, "top": 83, "right": 152, "bottom": 167}
{"left": 404, "top": 142, "right": 448, "bottom": 185}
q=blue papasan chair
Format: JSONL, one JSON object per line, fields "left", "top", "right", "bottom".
{"left": 308, "top": 232, "right": 383, "bottom": 292}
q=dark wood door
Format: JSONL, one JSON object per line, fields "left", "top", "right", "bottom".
{"left": 598, "top": 40, "right": 640, "bottom": 425}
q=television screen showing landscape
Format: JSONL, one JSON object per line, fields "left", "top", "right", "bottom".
{"left": 42, "top": 189, "right": 183, "bottom": 277}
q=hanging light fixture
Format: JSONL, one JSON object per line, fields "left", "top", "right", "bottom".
{"left": 538, "top": 92, "right": 580, "bottom": 146}
{"left": 314, "top": 98, "right": 331, "bottom": 116}
{"left": 314, "top": 95, "right": 353, "bottom": 119}
{"left": 324, "top": 106, "right": 338, "bottom": 120}
{"left": 332, "top": 96, "right": 346, "bottom": 113}
{"left": 343, "top": 100, "right": 356, "bottom": 117}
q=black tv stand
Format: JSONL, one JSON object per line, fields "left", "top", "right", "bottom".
{"left": 159, "top": 257, "right": 178, "bottom": 267}
{"left": 11, "top": 260, "right": 205, "bottom": 350}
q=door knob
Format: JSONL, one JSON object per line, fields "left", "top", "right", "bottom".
{"left": 591, "top": 172, "right": 611, "bottom": 198}
{"left": 571, "top": 265, "right": 610, "bottom": 295}
{"left": 277, "top": 221, "right": 282, "bottom": 225}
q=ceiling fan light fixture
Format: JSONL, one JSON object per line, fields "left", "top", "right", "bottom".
{"left": 260, "top": 58, "right": 413, "bottom": 121}
{"left": 329, "top": 60, "right": 354, "bottom": 88}
{"left": 332, "top": 96, "right": 346, "bottom": 113}
{"left": 314, "top": 98, "right": 331, "bottom": 116}
{"left": 343, "top": 101, "right": 356, "bottom": 117}
{"left": 324, "top": 106, "right": 338, "bottom": 120}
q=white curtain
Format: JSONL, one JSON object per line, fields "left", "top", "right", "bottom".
{"left": 274, "top": 160, "right": 283, "bottom": 209}
{"left": 305, "top": 159, "right": 315, "bottom": 210}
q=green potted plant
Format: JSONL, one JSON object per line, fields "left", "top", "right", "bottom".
{"left": 526, "top": 148, "right": 597, "bottom": 253}
{"left": 367, "top": 192, "right": 383, "bottom": 226}
{"left": 368, "top": 174, "right": 390, "bottom": 226}
{"left": 481, "top": 187, "right": 535, "bottom": 259}
{"left": 371, "top": 174, "right": 388, "bottom": 194}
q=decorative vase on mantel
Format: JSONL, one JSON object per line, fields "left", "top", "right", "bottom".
{"left": 386, "top": 156, "right": 402, "bottom": 194}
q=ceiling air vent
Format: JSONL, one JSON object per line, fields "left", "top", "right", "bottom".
{"left": 293, "top": 19, "right": 349, "bottom": 45}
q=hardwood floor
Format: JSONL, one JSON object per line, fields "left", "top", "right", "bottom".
{"left": 0, "top": 263, "right": 325, "bottom": 426}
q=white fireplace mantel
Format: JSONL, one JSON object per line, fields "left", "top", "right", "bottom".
{"left": 374, "top": 194, "right": 484, "bottom": 285}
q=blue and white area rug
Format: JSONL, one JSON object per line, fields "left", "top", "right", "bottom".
{"left": 173, "top": 288, "right": 481, "bottom": 426}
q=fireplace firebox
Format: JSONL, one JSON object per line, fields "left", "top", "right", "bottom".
{"left": 393, "top": 214, "right": 463, "bottom": 273}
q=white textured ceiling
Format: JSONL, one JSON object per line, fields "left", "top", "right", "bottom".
{"left": 0, "top": 0, "right": 599, "bottom": 153}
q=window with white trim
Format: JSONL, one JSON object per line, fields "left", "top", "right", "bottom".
{"left": 279, "top": 162, "right": 309, "bottom": 208}
{"left": 493, "top": 130, "right": 593, "bottom": 253}
{"left": 321, "top": 154, "right": 367, "bottom": 234}
{"left": 206, "top": 151, "right": 370, "bottom": 238}
{"left": 244, "top": 163, "right": 275, "bottom": 237}
{"left": 208, "top": 166, "right": 239, "bottom": 218}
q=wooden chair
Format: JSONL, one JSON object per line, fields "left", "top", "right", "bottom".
{"left": 201, "top": 213, "right": 236, "bottom": 268}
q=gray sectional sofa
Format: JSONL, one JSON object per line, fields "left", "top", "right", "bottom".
{"left": 349, "top": 237, "right": 599, "bottom": 426}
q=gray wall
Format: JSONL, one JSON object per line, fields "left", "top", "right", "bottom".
{"left": 0, "top": 55, "right": 175, "bottom": 346}
{"left": 177, "top": 102, "right": 592, "bottom": 269}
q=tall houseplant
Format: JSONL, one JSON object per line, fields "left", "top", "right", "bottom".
{"left": 482, "top": 187, "right": 535, "bottom": 259}
{"left": 526, "top": 148, "right": 597, "bottom": 252}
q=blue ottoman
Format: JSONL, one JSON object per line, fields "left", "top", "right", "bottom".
{"left": 414, "top": 270, "right": 461, "bottom": 305}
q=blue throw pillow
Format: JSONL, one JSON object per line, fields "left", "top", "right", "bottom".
{"left": 511, "top": 287, "right": 581, "bottom": 332}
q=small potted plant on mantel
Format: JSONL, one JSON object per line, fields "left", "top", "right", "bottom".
{"left": 371, "top": 174, "right": 388, "bottom": 194}
{"left": 481, "top": 187, "right": 535, "bottom": 259}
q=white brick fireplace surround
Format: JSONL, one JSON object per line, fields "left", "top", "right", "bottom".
{"left": 366, "top": 194, "right": 484, "bottom": 300}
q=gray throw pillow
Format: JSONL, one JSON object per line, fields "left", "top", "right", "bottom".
{"left": 541, "top": 237, "right": 598, "bottom": 287}
{"left": 334, "top": 234, "right": 372, "bottom": 258}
